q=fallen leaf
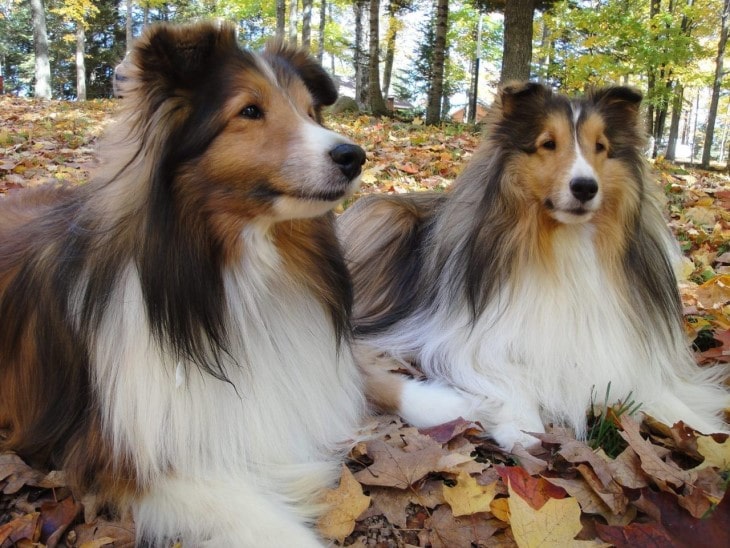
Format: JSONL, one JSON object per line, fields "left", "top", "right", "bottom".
{"left": 0, "top": 512, "right": 41, "bottom": 545}
{"left": 354, "top": 438, "right": 443, "bottom": 489}
{"left": 496, "top": 466, "right": 567, "bottom": 510}
{"left": 490, "top": 497, "right": 511, "bottom": 523}
{"left": 544, "top": 476, "right": 635, "bottom": 526}
{"left": 443, "top": 471, "right": 498, "bottom": 516}
{"left": 318, "top": 466, "right": 371, "bottom": 542}
{"left": 642, "top": 488, "right": 730, "bottom": 548}
{"left": 575, "top": 463, "right": 628, "bottom": 514}
{"left": 694, "top": 435, "right": 730, "bottom": 470}
{"left": 419, "top": 504, "right": 498, "bottom": 548}
{"left": 536, "top": 431, "right": 615, "bottom": 487}
{"left": 603, "top": 446, "right": 649, "bottom": 489}
{"left": 595, "top": 521, "right": 673, "bottom": 548}
{"left": 618, "top": 414, "right": 694, "bottom": 489}
{"left": 507, "top": 484, "right": 597, "bottom": 547}
{"left": 40, "top": 496, "right": 82, "bottom": 547}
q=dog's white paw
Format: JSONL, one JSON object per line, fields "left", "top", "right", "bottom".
{"left": 490, "top": 422, "right": 544, "bottom": 452}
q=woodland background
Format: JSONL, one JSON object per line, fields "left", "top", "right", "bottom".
{"left": 3, "top": 0, "right": 730, "bottom": 168}
{"left": 1, "top": 0, "right": 730, "bottom": 547}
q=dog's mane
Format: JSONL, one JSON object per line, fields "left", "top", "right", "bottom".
{"left": 427, "top": 84, "right": 682, "bottom": 333}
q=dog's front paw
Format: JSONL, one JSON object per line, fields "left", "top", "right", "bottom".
{"left": 489, "top": 422, "right": 544, "bottom": 452}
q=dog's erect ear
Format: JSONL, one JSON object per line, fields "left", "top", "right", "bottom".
{"left": 498, "top": 81, "right": 552, "bottom": 117}
{"left": 591, "top": 86, "right": 643, "bottom": 124}
{"left": 132, "top": 21, "right": 239, "bottom": 90}
{"left": 264, "top": 41, "right": 338, "bottom": 109}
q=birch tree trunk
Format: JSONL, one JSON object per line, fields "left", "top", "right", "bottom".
{"left": 30, "top": 0, "right": 51, "bottom": 99}
{"left": 76, "top": 23, "right": 86, "bottom": 101}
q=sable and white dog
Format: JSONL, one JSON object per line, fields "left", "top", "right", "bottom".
{"left": 338, "top": 82, "right": 729, "bottom": 450}
{"left": 0, "top": 22, "right": 366, "bottom": 546}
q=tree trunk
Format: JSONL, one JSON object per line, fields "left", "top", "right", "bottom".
{"left": 125, "top": 0, "right": 133, "bottom": 53}
{"left": 29, "top": 0, "right": 51, "bottom": 99}
{"left": 368, "top": 0, "right": 387, "bottom": 115}
{"left": 317, "top": 0, "right": 326, "bottom": 61}
{"left": 354, "top": 0, "right": 367, "bottom": 105}
{"left": 75, "top": 23, "right": 86, "bottom": 101}
{"left": 665, "top": 84, "right": 683, "bottom": 161}
{"left": 702, "top": 0, "right": 730, "bottom": 168}
{"left": 381, "top": 2, "right": 399, "bottom": 101}
{"left": 426, "top": 0, "right": 448, "bottom": 125}
{"left": 288, "top": 0, "right": 298, "bottom": 45}
{"left": 302, "top": 0, "right": 312, "bottom": 49}
{"left": 468, "top": 13, "right": 482, "bottom": 124}
{"left": 500, "top": 0, "right": 534, "bottom": 83}
{"left": 276, "top": 0, "right": 286, "bottom": 40}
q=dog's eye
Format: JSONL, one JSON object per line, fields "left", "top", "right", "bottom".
{"left": 596, "top": 142, "right": 607, "bottom": 153}
{"left": 240, "top": 105, "right": 263, "bottom": 120}
{"left": 541, "top": 140, "right": 556, "bottom": 150}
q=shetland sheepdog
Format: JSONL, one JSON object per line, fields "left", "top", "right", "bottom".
{"left": 338, "top": 82, "right": 728, "bottom": 450}
{"left": 0, "top": 22, "right": 366, "bottom": 546}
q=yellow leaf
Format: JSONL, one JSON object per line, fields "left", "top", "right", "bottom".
{"left": 694, "top": 435, "right": 730, "bottom": 471}
{"left": 317, "top": 466, "right": 371, "bottom": 542}
{"left": 490, "top": 497, "right": 511, "bottom": 523}
{"left": 685, "top": 206, "right": 717, "bottom": 227}
{"left": 675, "top": 256, "right": 695, "bottom": 282}
{"left": 442, "top": 471, "right": 498, "bottom": 517}
{"left": 507, "top": 482, "right": 598, "bottom": 548}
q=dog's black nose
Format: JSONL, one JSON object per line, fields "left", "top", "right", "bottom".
{"left": 569, "top": 177, "right": 598, "bottom": 203}
{"left": 330, "top": 144, "right": 366, "bottom": 180}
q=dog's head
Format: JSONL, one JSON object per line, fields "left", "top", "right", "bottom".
{"left": 488, "top": 82, "right": 645, "bottom": 226}
{"left": 119, "top": 21, "right": 365, "bottom": 237}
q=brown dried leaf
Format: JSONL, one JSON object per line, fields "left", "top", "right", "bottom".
{"left": 575, "top": 463, "right": 628, "bottom": 514}
{"left": 604, "top": 446, "right": 649, "bottom": 489}
{"left": 535, "top": 431, "right": 615, "bottom": 487}
{"left": 0, "top": 453, "right": 46, "bottom": 495}
{"left": 354, "top": 438, "right": 444, "bottom": 489}
{"left": 419, "top": 504, "right": 498, "bottom": 548}
{"left": 40, "top": 496, "right": 82, "bottom": 547}
{"left": 595, "top": 521, "right": 673, "bottom": 548}
{"left": 71, "top": 517, "right": 135, "bottom": 548}
{"left": 618, "top": 414, "right": 694, "bottom": 490}
{"left": 0, "top": 512, "right": 41, "bottom": 545}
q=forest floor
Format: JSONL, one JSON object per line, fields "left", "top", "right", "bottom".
{"left": 0, "top": 96, "right": 729, "bottom": 547}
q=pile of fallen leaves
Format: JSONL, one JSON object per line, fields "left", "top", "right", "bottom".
{"left": 1, "top": 96, "right": 729, "bottom": 547}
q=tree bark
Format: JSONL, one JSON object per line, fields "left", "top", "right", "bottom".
{"left": 702, "top": 0, "right": 729, "bottom": 168}
{"left": 665, "top": 84, "right": 683, "bottom": 161}
{"left": 468, "top": 13, "right": 482, "bottom": 124}
{"left": 317, "top": 0, "right": 326, "bottom": 61}
{"left": 426, "top": 0, "right": 448, "bottom": 125}
{"left": 75, "top": 23, "right": 86, "bottom": 101}
{"left": 302, "top": 0, "right": 312, "bottom": 49}
{"left": 276, "top": 0, "right": 286, "bottom": 40}
{"left": 29, "top": 0, "right": 51, "bottom": 99}
{"left": 354, "top": 0, "right": 368, "bottom": 105}
{"left": 125, "top": 0, "right": 133, "bottom": 52}
{"left": 381, "top": 1, "right": 399, "bottom": 100}
{"left": 500, "top": 0, "right": 534, "bottom": 83}
{"left": 288, "top": 0, "right": 298, "bottom": 45}
{"left": 368, "top": 0, "right": 387, "bottom": 115}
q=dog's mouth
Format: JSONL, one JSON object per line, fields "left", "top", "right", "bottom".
{"left": 544, "top": 198, "right": 595, "bottom": 223}
{"left": 250, "top": 184, "right": 350, "bottom": 204}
